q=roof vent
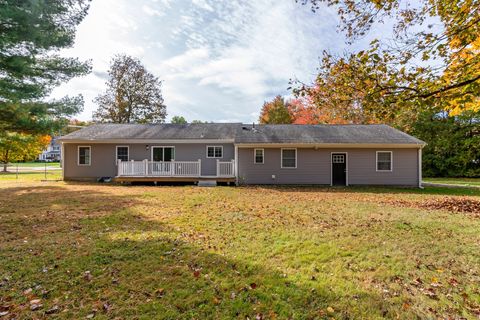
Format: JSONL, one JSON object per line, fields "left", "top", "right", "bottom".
{"left": 242, "top": 126, "right": 249, "bottom": 131}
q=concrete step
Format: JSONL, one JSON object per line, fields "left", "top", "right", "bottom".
{"left": 198, "top": 180, "right": 217, "bottom": 187}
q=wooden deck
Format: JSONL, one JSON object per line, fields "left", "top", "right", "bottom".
{"left": 113, "top": 176, "right": 236, "bottom": 183}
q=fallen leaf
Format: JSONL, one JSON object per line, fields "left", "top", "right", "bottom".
{"left": 155, "top": 288, "right": 165, "bottom": 298}
{"left": 45, "top": 306, "right": 60, "bottom": 314}
{"left": 250, "top": 283, "right": 257, "bottom": 289}
{"left": 84, "top": 271, "right": 93, "bottom": 281}
{"left": 326, "top": 306, "right": 335, "bottom": 313}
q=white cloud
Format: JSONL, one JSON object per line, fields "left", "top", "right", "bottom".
{"left": 142, "top": 4, "right": 164, "bottom": 17}
{"left": 49, "top": 0, "right": 350, "bottom": 122}
{"left": 191, "top": 0, "right": 214, "bottom": 12}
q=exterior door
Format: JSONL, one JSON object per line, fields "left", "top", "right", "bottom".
{"left": 151, "top": 147, "right": 175, "bottom": 175}
{"left": 152, "top": 147, "right": 175, "bottom": 161}
{"left": 332, "top": 153, "right": 347, "bottom": 186}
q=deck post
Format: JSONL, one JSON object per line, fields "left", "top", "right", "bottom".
{"left": 117, "top": 159, "right": 121, "bottom": 176}
{"left": 198, "top": 159, "right": 201, "bottom": 177}
{"left": 231, "top": 159, "right": 235, "bottom": 177}
{"left": 144, "top": 159, "right": 148, "bottom": 176}
{"left": 216, "top": 159, "right": 220, "bottom": 177}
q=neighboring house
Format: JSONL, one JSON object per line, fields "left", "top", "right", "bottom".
{"left": 38, "top": 137, "right": 61, "bottom": 162}
{"left": 57, "top": 123, "right": 426, "bottom": 187}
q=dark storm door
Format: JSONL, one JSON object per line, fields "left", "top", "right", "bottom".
{"left": 331, "top": 153, "right": 347, "bottom": 186}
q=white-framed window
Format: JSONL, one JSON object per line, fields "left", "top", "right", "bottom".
{"left": 207, "top": 146, "right": 223, "bottom": 158}
{"left": 376, "top": 151, "right": 392, "bottom": 172}
{"left": 281, "top": 148, "right": 297, "bottom": 168}
{"left": 116, "top": 146, "right": 129, "bottom": 161}
{"left": 78, "top": 146, "right": 91, "bottom": 166}
{"left": 254, "top": 148, "right": 264, "bottom": 164}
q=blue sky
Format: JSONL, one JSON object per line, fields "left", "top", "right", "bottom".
{"left": 51, "top": 0, "right": 375, "bottom": 123}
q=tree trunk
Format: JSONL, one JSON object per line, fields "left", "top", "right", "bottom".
{"left": 2, "top": 163, "right": 7, "bottom": 172}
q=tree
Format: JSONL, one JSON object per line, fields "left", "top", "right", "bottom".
{"left": 93, "top": 55, "right": 167, "bottom": 124}
{"left": 0, "top": 133, "right": 51, "bottom": 171}
{"left": 296, "top": 0, "right": 480, "bottom": 117}
{"left": 171, "top": 116, "right": 187, "bottom": 124}
{"left": 259, "top": 96, "right": 293, "bottom": 124}
{"left": 0, "top": 0, "right": 92, "bottom": 134}
{"left": 411, "top": 110, "right": 480, "bottom": 177}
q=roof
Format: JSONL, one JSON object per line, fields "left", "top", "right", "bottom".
{"left": 236, "top": 124, "right": 425, "bottom": 145}
{"left": 58, "top": 123, "right": 425, "bottom": 146}
{"left": 58, "top": 123, "right": 240, "bottom": 141}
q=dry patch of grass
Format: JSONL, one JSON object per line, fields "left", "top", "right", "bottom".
{"left": 0, "top": 180, "right": 479, "bottom": 319}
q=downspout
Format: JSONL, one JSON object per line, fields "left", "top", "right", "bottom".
{"left": 418, "top": 147, "right": 423, "bottom": 189}
{"left": 61, "top": 142, "right": 65, "bottom": 181}
{"left": 234, "top": 145, "right": 239, "bottom": 186}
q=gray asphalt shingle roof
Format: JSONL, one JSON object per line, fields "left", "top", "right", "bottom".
{"left": 59, "top": 123, "right": 240, "bottom": 140}
{"left": 59, "top": 123, "right": 425, "bottom": 145}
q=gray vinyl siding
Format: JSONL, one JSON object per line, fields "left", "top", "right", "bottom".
{"left": 63, "top": 143, "right": 234, "bottom": 179}
{"left": 237, "top": 147, "right": 419, "bottom": 186}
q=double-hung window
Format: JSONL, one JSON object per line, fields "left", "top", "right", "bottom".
{"left": 281, "top": 148, "right": 296, "bottom": 168}
{"left": 376, "top": 151, "right": 392, "bottom": 171}
{"left": 116, "top": 146, "right": 129, "bottom": 161}
{"left": 78, "top": 146, "right": 91, "bottom": 166}
{"left": 207, "top": 146, "right": 223, "bottom": 158}
{"left": 254, "top": 149, "right": 264, "bottom": 164}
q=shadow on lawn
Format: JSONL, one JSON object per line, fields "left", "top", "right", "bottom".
{"left": 0, "top": 184, "right": 397, "bottom": 319}
{"left": 249, "top": 185, "right": 480, "bottom": 197}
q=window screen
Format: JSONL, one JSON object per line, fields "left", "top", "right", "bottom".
{"left": 78, "top": 147, "right": 91, "bottom": 165}
{"left": 207, "top": 146, "right": 223, "bottom": 158}
{"left": 254, "top": 149, "right": 264, "bottom": 164}
{"left": 116, "top": 146, "right": 129, "bottom": 161}
{"left": 282, "top": 149, "right": 296, "bottom": 168}
{"left": 377, "top": 152, "right": 392, "bottom": 171}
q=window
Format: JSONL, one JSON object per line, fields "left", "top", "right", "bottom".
{"left": 78, "top": 146, "right": 91, "bottom": 166}
{"left": 376, "top": 151, "right": 392, "bottom": 171}
{"left": 281, "top": 148, "right": 296, "bottom": 168}
{"left": 254, "top": 149, "right": 264, "bottom": 164}
{"left": 116, "top": 146, "right": 129, "bottom": 161}
{"left": 332, "top": 154, "right": 345, "bottom": 163}
{"left": 207, "top": 146, "right": 223, "bottom": 158}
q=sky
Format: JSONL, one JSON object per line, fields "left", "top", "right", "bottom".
{"left": 50, "top": 0, "right": 374, "bottom": 123}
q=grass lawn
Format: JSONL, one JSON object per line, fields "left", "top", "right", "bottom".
{"left": 6, "top": 162, "right": 61, "bottom": 168}
{"left": 424, "top": 177, "right": 480, "bottom": 187}
{"left": 0, "top": 170, "right": 62, "bottom": 181}
{"left": 1, "top": 177, "right": 479, "bottom": 319}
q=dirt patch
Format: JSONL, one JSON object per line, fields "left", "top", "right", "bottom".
{"left": 385, "top": 197, "right": 480, "bottom": 217}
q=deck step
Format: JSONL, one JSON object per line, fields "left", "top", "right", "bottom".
{"left": 197, "top": 180, "right": 217, "bottom": 187}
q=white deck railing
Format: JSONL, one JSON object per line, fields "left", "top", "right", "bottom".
{"left": 117, "top": 159, "right": 235, "bottom": 178}
{"left": 216, "top": 160, "right": 235, "bottom": 177}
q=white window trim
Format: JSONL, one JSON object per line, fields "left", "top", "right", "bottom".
{"left": 116, "top": 145, "right": 129, "bottom": 161}
{"left": 206, "top": 145, "right": 223, "bottom": 158}
{"left": 77, "top": 145, "right": 91, "bottom": 166}
{"left": 151, "top": 146, "right": 176, "bottom": 161}
{"left": 254, "top": 148, "right": 264, "bottom": 164}
{"left": 330, "top": 152, "right": 348, "bottom": 186}
{"left": 376, "top": 151, "right": 393, "bottom": 172}
{"left": 281, "top": 148, "right": 297, "bottom": 169}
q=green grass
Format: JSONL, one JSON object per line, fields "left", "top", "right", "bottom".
{"left": 6, "top": 162, "right": 61, "bottom": 168}
{"left": 0, "top": 170, "right": 62, "bottom": 181}
{"left": 1, "top": 177, "right": 479, "bottom": 319}
{"left": 424, "top": 177, "right": 480, "bottom": 187}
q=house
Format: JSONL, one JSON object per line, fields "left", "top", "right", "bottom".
{"left": 38, "top": 137, "right": 61, "bottom": 162}
{"left": 57, "top": 123, "right": 426, "bottom": 187}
